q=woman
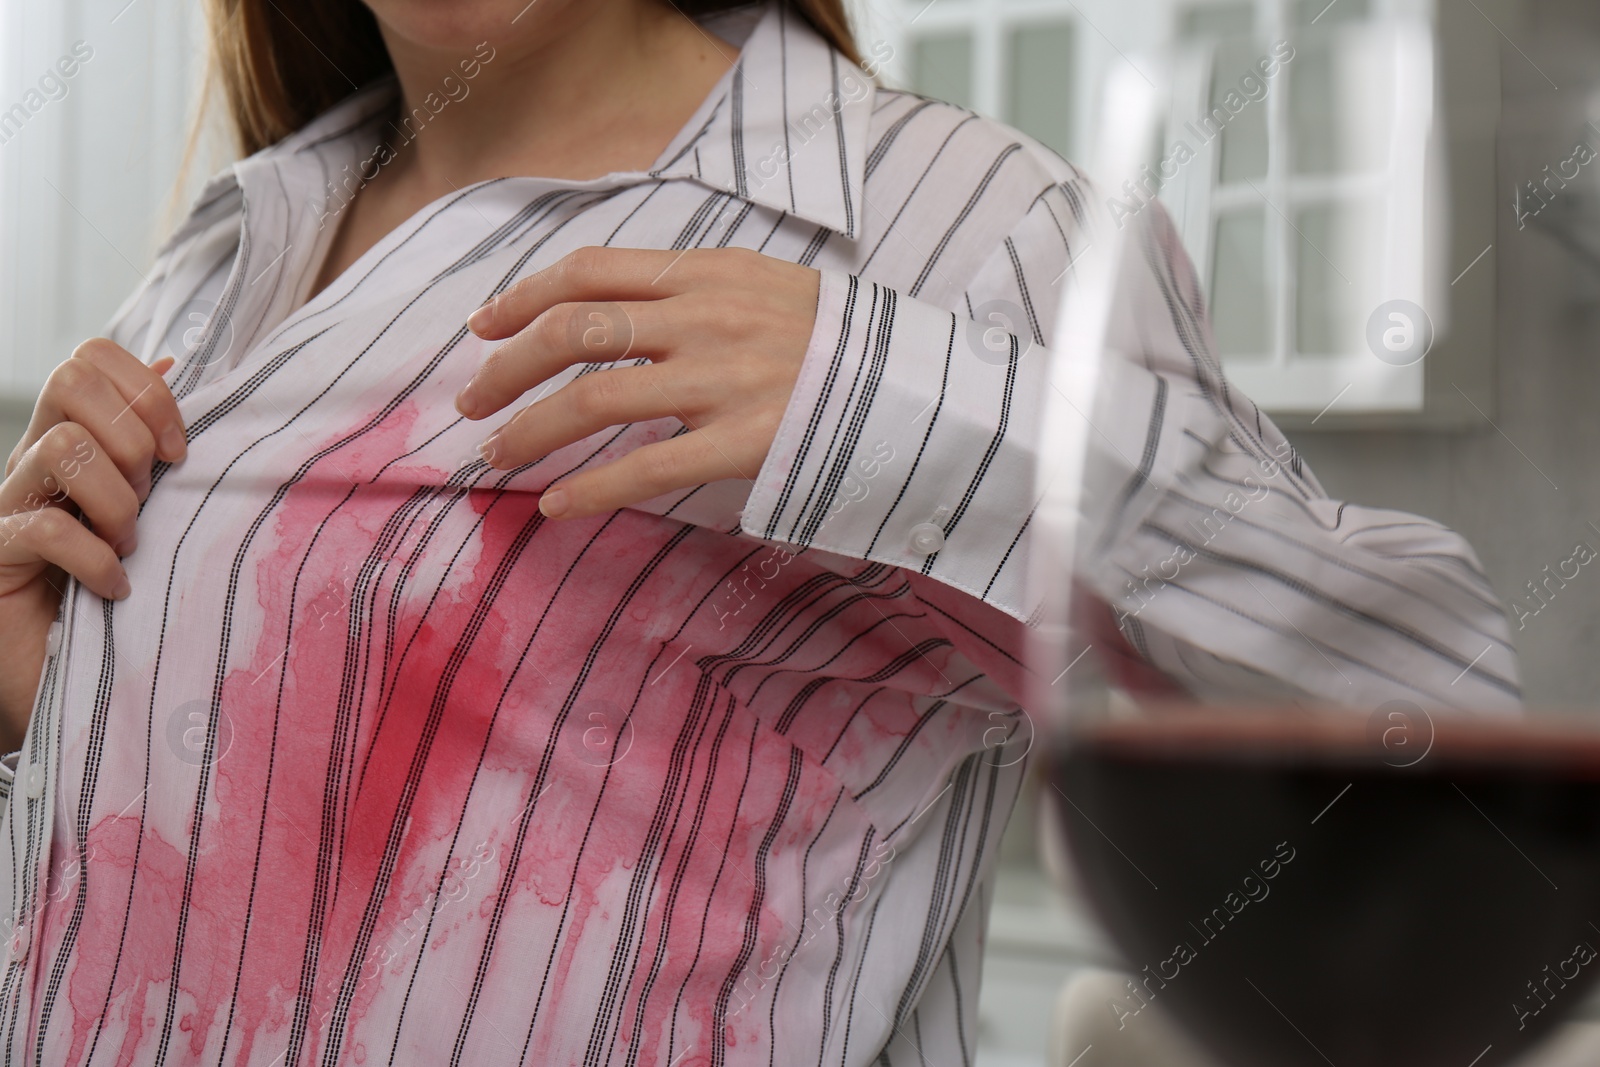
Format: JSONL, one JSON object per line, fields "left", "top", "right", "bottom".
{"left": 0, "top": 0, "right": 1517, "bottom": 1063}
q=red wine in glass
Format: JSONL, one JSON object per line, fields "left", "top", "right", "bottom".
{"left": 1051, "top": 711, "right": 1600, "bottom": 1067}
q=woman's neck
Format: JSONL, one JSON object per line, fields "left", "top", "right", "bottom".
{"left": 375, "top": 0, "right": 737, "bottom": 188}
{"left": 302, "top": 0, "right": 737, "bottom": 304}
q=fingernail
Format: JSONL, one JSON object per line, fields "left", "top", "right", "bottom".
{"left": 151, "top": 356, "right": 175, "bottom": 375}
{"left": 475, "top": 433, "right": 500, "bottom": 466}
{"left": 539, "top": 487, "right": 569, "bottom": 518}
{"left": 112, "top": 574, "right": 132, "bottom": 600}
{"left": 455, "top": 382, "right": 480, "bottom": 418}
{"left": 467, "top": 300, "right": 495, "bottom": 335}
{"left": 159, "top": 424, "right": 187, "bottom": 461}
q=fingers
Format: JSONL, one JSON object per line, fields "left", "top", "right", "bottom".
{"left": 478, "top": 364, "right": 692, "bottom": 468}
{"left": 4, "top": 424, "right": 140, "bottom": 555}
{"left": 16, "top": 341, "right": 181, "bottom": 496}
{"left": 466, "top": 245, "right": 763, "bottom": 340}
{"left": 454, "top": 245, "right": 812, "bottom": 518}
{"left": 457, "top": 298, "right": 673, "bottom": 421}
{"left": 536, "top": 429, "right": 752, "bottom": 521}
{"left": 0, "top": 507, "right": 128, "bottom": 601}
{"left": 71, "top": 339, "right": 186, "bottom": 462}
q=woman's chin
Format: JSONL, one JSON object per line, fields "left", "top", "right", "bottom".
{"left": 365, "top": 0, "right": 589, "bottom": 56}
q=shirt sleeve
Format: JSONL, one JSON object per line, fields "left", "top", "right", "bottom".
{"left": 740, "top": 185, "right": 1521, "bottom": 713}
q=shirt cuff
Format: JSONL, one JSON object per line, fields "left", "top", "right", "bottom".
{"left": 742, "top": 269, "right": 1181, "bottom": 622}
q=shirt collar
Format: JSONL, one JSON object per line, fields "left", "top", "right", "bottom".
{"left": 646, "top": 1, "right": 876, "bottom": 238}
{"left": 236, "top": 1, "right": 875, "bottom": 240}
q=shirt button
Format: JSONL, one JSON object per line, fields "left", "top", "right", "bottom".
{"left": 909, "top": 523, "right": 945, "bottom": 556}
{"left": 45, "top": 622, "right": 61, "bottom": 657}
{"left": 23, "top": 767, "right": 44, "bottom": 800}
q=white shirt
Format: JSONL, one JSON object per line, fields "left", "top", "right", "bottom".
{"left": 0, "top": 4, "right": 1517, "bottom": 1066}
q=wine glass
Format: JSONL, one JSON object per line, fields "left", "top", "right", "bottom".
{"left": 1030, "top": 63, "right": 1600, "bottom": 1067}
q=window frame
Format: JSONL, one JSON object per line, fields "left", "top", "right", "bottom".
{"left": 850, "top": 0, "right": 1501, "bottom": 427}
{"left": 1163, "top": 8, "right": 1436, "bottom": 414}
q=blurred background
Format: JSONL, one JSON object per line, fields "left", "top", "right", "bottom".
{"left": 0, "top": 0, "right": 1597, "bottom": 1062}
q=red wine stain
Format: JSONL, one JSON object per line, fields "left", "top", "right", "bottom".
{"left": 57, "top": 813, "right": 189, "bottom": 1066}
{"left": 45, "top": 397, "right": 529, "bottom": 1064}
{"left": 37, "top": 388, "right": 942, "bottom": 1064}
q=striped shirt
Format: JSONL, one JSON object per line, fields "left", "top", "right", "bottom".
{"left": 0, "top": 2, "right": 1517, "bottom": 1065}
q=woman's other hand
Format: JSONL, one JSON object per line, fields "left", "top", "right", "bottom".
{"left": 0, "top": 339, "right": 186, "bottom": 741}
{"left": 456, "top": 246, "right": 819, "bottom": 519}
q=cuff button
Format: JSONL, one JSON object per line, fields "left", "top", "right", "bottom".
{"left": 908, "top": 523, "right": 945, "bottom": 556}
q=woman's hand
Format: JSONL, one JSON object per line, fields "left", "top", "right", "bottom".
{"left": 456, "top": 246, "right": 820, "bottom": 519}
{"left": 0, "top": 339, "right": 186, "bottom": 742}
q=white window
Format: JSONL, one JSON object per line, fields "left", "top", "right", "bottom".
{"left": 1163, "top": 1, "right": 1437, "bottom": 414}
{"left": 853, "top": 0, "right": 1499, "bottom": 425}
{"left": 855, "top": 0, "right": 1085, "bottom": 160}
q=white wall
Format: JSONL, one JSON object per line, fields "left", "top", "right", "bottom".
{"left": 0, "top": 0, "right": 208, "bottom": 454}
{"left": 1293, "top": 0, "right": 1600, "bottom": 708}
{"left": 0, "top": 0, "right": 206, "bottom": 400}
